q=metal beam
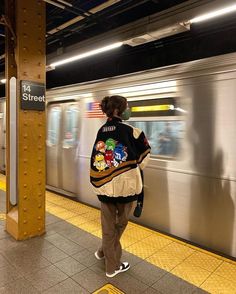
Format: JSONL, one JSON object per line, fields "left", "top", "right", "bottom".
{"left": 5, "top": 0, "right": 46, "bottom": 240}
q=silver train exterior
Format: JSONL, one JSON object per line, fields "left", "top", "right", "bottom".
{"left": 1, "top": 52, "right": 236, "bottom": 258}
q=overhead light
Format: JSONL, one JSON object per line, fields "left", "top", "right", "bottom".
{"left": 124, "top": 23, "right": 190, "bottom": 47}
{"left": 50, "top": 42, "right": 123, "bottom": 67}
{"left": 190, "top": 4, "right": 236, "bottom": 23}
{"left": 0, "top": 79, "right": 6, "bottom": 84}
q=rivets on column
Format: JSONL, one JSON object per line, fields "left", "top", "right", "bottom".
{"left": 38, "top": 157, "right": 42, "bottom": 162}
{"left": 23, "top": 195, "right": 27, "bottom": 200}
{"left": 23, "top": 208, "right": 27, "bottom": 212}
{"left": 23, "top": 133, "right": 28, "bottom": 139}
{"left": 24, "top": 171, "right": 27, "bottom": 175}
{"left": 23, "top": 184, "right": 27, "bottom": 188}
{"left": 23, "top": 220, "right": 27, "bottom": 224}
{"left": 23, "top": 159, "right": 27, "bottom": 163}
{"left": 38, "top": 192, "right": 42, "bottom": 197}
{"left": 23, "top": 146, "right": 27, "bottom": 151}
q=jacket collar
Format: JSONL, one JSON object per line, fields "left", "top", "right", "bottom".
{"left": 107, "top": 116, "right": 122, "bottom": 123}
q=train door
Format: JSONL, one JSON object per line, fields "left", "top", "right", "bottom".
{"left": 46, "top": 102, "right": 80, "bottom": 195}
{"left": 46, "top": 104, "right": 62, "bottom": 188}
{"left": 61, "top": 103, "right": 80, "bottom": 193}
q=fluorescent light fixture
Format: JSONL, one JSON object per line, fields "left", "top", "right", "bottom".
{"left": 0, "top": 79, "right": 6, "bottom": 84}
{"left": 110, "top": 81, "right": 176, "bottom": 97}
{"left": 190, "top": 4, "right": 236, "bottom": 23}
{"left": 50, "top": 42, "right": 123, "bottom": 67}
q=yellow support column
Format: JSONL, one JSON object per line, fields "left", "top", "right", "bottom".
{"left": 5, "top": 0, "right": 46, "bottom": 240}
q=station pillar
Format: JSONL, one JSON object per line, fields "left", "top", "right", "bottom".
{"left": 5, "top": 0, "right": 46, "bottom": 240}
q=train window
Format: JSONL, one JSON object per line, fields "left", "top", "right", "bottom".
{"left": 47, "top": 106, "right": 61, "bottom": 146}
{"left": 127, "top": 120, "right": 185, "bottom": 158}
{"left": 63, "top": 104, "right": 79, "bottom": 147}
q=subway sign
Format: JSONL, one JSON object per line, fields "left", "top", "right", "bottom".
{"left": 20, "top": 80, "right": 45, "bottom": 111}
{"left": 129, "top": 98, "right": 177, "bottom": 117}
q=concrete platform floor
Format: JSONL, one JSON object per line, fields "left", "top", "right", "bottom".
{"left": 0, "top": 176, "right": 235, "bottom": 293}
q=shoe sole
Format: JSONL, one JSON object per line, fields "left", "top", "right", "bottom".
{"left": 94, "top": 252, "right": 105, "bottom": 260}
{"left": 106, "top": 264, "right": 130, "bottom": 277}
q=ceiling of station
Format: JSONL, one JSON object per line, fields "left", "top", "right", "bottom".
{"left": 1, "top": 0, "right": 236, "bottom": 91}
{"left": 0, "top": 0, "right": 188, "bottom": 70}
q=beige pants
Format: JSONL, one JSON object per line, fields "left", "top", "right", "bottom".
{"left": 97, "top": 201, "right": 133, "bottom": 274}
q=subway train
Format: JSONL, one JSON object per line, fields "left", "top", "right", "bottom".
{"left": 0, "top": 52, "right": 236, "bottom": 258}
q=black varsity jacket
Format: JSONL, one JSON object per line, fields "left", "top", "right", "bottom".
{"left": 90, "top": 117, "right": 151, "bottom": 202}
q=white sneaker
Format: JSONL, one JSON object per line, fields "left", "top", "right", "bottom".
{"left": 95, "top": 251, "right": 105, "bottom": 260}
{"left": 106, "top": 262, "right": 130, "bottom": 278}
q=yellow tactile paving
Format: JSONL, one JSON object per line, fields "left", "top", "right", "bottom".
{"left": 126, "top": 241, "right": 160, "bottom": 259}
{"left": 79, "top": 220, "right": 101, "bottom": 233}
{"left": 142, "top": 234, "right": 173, "bottom": 250}
{"left": 0, "top": 213, "right": 6, "bottom": 220}
{"left": 67, "top": 215, "right": 90, "bottom": 226}
{"left": 146, "top": 250, "right": 183, "bottom": 271}
{"left": 92, "top": 229, "right": 102, "bottom": 238}
{"left": 81, "top": 211, "right": 100, "bottom": 221}
{"left": 120, "top": 235, "right": 140, "bottom": 248}
{"left": 0, "top": 180, "right": 6, "bottom": 191}
{"left": 46, "top": 205, "right": 69, "bottom": 214}
{"left": 54, "top": 210, "right": 78, "bottom": 220}
{"left": 201, "top": 273, "right": 236, "bottom": 294}
{"left": 0, "top": 174, "right": 236, "bottom": 293}
{"left": 161, "top": 242, "right": 195, "bottom": 259}
{"left": 184, "top": 251, "right": 223, "bottom": 272}
{"left": 214, "top": 261, "right": 236, "bottom": 282}
{"left": 171, "top": 261, "right": 211, "bottom": 287}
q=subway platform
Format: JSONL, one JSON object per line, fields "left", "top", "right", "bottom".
{"left": 0, "top": 174, "right": 236, "bottom": 294}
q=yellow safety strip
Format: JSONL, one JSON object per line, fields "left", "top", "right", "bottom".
{"left": 0, "top": 180, "right": 6, "bottom": 191}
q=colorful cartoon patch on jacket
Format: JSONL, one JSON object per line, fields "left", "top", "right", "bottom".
{"left": 114, "top": 143, "right": 128, "bottom": 162}
{"left": 93, "top": 139, "right": 128, "bottom": 171}
{"left": 95, "top": 141, "right": 106, "bottom": 153}
{"left": 93, "top": 153, "right": 107, "bottom": 171}
{"left": 105, "top": 138, "right": 116, "bottom": 150}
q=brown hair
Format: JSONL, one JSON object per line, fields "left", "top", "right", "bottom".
{"left": 100, "top": 95, "right": 127, "bottom": 118}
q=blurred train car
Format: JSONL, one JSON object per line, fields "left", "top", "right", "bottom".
{"left": 0, "top": 52, "right": 236, "bottom": 258}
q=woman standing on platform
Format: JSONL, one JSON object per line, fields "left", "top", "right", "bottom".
{"left": 90, "top": 95, "right": 151, "bottom": 278}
